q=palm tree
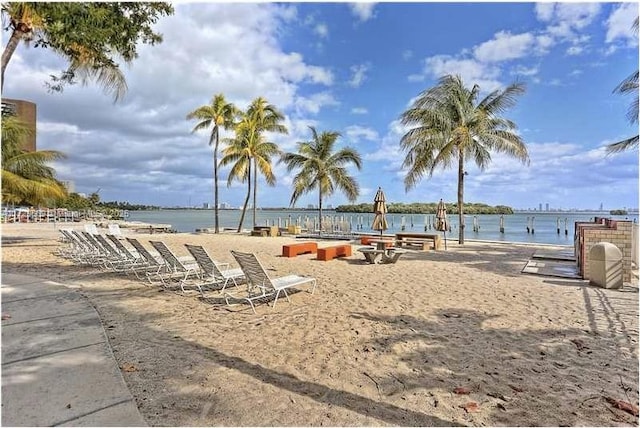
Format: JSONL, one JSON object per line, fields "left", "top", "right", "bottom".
{"left": 220, "top": 98, "right": 286, "bottom": 231}
{"left": 2, "top": 116, "right": 67, "bottom": 205}
{"left": 244, "top": 98, "right": 287, "bottom": 227}
{"left": 1, "top": 2, "right": 127, "bottom": 98}
{"left": 187, "top": 94, "right": 238, "bottom": 233}
{"left": 281, "top": 126, "right": 362, "bottom": 232}
{"left": 399, "top": 74, "right": 529, "bottom": 244}
{"left": 607, "top": 17, "right": 639, "bottom": 155}
{"left": 220, "top": 126, "right": 251, "bottom": 233}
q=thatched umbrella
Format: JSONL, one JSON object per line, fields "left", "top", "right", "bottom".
{"left": 436, "top": 198, "right": 448, "bottom": 250}
{"left": 371, "top": 187, "right": 388, "bottom": 237}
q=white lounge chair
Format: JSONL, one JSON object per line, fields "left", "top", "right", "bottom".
{"left": 84, "top": 223, "right": 99, "bottom": 234}
{"left": 228, "top": 250, "right": 317, "bottom": 313}
{"left": 149, "top": 241, "right": 201, "bottom": 292}
{"left": 108, "top": 223, "right": 124, "bottom": 238}
{"left": 184, "top": 244, "right": 245, "bottom": 294}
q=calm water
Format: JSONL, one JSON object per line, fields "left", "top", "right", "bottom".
{"left": 127, "top": 209, "right": 638, "bottom": 245}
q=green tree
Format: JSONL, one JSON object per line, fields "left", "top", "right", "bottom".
{"left": 281, "top": 126, "right": 362, "bottom": 232}
{"left": 1, "top": 116, "right": 67, "bottom": 205}
{"left": 1, "top": 2, "right": 173, "bottom": 100}
{"left": 220, "top": 97, "right": 286, "bottom": 231}
{"left": 607, "top": 18, "right": 639, "bottom": 155}
{"left": 187, "top": 94, "right": 238, "bottom": 233}
{"left": 245, "top": 98, "right": 286, "bottom": 227}
{"left": 400, "top": 74, "right": 529, "bottom": 244}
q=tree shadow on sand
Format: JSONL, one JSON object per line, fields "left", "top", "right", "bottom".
{"left": 349, "top": 308, "right": 638, "bottom": 426}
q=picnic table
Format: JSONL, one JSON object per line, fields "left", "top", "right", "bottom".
{"left": 358, "top": 246, "right": 407, "bottom": 264}
{"left": 369, "top": 239, "right": 396, "bottom": 251}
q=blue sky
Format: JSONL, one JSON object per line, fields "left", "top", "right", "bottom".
{"left": 3, "top": 2, "right": 639, "bottom": 210}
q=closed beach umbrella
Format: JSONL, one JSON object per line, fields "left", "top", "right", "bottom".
{"left": 436, "top": 198, "right": 448, "bottom": 250}
{"left": 372, "top": 187, "right": 388, "bottom": 236}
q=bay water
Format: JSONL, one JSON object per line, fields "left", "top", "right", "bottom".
{"left": 127, "top": 209, "right": 638, "bottom": 246}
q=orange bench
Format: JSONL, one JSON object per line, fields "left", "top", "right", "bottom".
{"left": 360, "top": 236, "right": 393, "bottom": 248}
{"left": 317, "top": 245, "right": 352, "bottom": 261}
{"left": 282, "top": 242, "right": 318, "bottom": 257}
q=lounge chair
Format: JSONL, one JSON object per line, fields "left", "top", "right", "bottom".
{"left": 108, "top": 223, "right": 124, "bottom": 238}
{"left": 149, "top": 241, "right": 202, "bottom": 291}
{"left": 125, "top": 237, "right": 174, "bottom": 283}
{"left": 228, "top": 250, "right": 317, "bottom": 313}
{"left": 84, "top": 223, "right": 99, "bottom": 234}
{"left": 184, "top": 244, "right": 245, "bottom": 294}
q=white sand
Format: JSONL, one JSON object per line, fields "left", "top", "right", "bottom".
{"left": 2, "top": 222, "right": 638, "bottom": 426}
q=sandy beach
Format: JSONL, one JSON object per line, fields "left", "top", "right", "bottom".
{"left": 2, "top": 222, "right": 638, "bottom": 427}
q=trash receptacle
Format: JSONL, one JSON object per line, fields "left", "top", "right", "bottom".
{"left": 588, "top": 242, "right": 623, "bottom": 289}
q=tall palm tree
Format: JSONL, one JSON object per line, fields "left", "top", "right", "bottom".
{"left": 607, "top": 17, "right": 639, "bottom": 155}
{"left": 281, "top": 126, "right": 362, "bottom": 232}
{"left": 187, "top": 94, "right": 238, "bottom": 233}
{"left": 244, "top": 98, "right": 287, "bottom": 227}
{"left": 400, "top": 74, "right": 529, "bottom": 244}
{"left": 220, "top": 98, "right": 286, "bottom": 232}
{"left": 2, "top": 116, "right": 67, "bottom": 205}
{"left": 220, "top": 125, "right": 252, "bottom": 233}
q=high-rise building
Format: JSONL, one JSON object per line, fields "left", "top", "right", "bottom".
{"left": 545, "top": 203, "right": 549, "bottom": 211}
{"left": 539, "top": 203, "right": 543, "bottom": 211}
{"left": 2, "top": 98, "right": 36, "bottom": 152}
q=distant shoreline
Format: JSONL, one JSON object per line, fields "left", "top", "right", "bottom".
{"left": 156, "top": 207, "right": 637, "bottom": 215}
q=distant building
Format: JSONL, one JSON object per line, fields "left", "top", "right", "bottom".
{"left": 61, "top": 181, "right": 75, "bottom": 193}
{"left": 2, "top": 98, "right": 36, "bottom": 152}
{"left": 219, "top": 202, "right": 231, "bottom": 209}
{"left": 307, "top": 204, "right": 316, "bottom": 209}
{"left": 203, "top": 203, "right": 211, "bottom": 209}
{"left": 545, "top": 203, "right": 549, "bottom": 211}
{"left": 599, "top": 203, "right": 603, "bottom": 211}
{"left": 539, "top": 203, "right": 543, "bottom": 211}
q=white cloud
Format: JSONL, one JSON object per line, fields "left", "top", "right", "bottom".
{"left": 294, "top": 91, "right": 340, "bottom": 115}
{"left": 540, "top": 3, "right": 601, "bottom": 30}
{"left": 349, "top": 3, "right": 376, "bottom": 22}
{"left": 473, "top": 31, "right": 536, "bottom": 63}
{"left": 402, "top": 49, "right": 413, "bottom": 60}
{"left": 511, "top": 65, "right": 539, "bottom": 77}
{"left": 535, "top": 34, "right": 555, "bottom": 54}
{"left": 344, "top": 125, "right": 379, "bottom": 143}
{"left": 348, "top": 63, "right": 370, "bottom": 88}
{"left": 350, "top": 107, "right": 368, "bottom": 114}
{"left": 566, "top": 45, "right": 584, "bottom": 56}
{"left": 423, "top": 55, "right": 502, "bottom": 91}
{"left": 535, "top": 3, "right": 555, "bottom": 22}
{"left": 407, "top": 74, "right": 425, "bottom": 83}
{"left": 606, "top": 3, "right": 639, "bottom": 45}
{"left": 314, "top": 23, "right": 328, "bottom": 39}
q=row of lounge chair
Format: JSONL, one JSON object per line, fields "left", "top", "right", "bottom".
{"left": 55, "top": 229, "right": 317, "bottom": 313}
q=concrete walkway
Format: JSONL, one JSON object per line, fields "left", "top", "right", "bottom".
{"left": 1, "top": 273, "right": 146, "bottom": 427}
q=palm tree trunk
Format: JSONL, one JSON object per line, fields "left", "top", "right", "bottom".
{"left": 457, "top": 149, "right": 465, "bottom": 245}
{"left": 252, "top": 157, "right": 257, "bottom": 228}
{"left": 1, "top": 30, "right": 23, "bottom": 93}
{"left": 318, "top": 187, "right": 323, "bottom": 234}
{"left": 237, "top": 163, "right": 251, "bottom": 233}
{"left": 213, "top": 136, "right": 219, "bottom": 233}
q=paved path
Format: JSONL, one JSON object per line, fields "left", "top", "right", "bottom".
{"left": 1, "top": 273, "right": 146, "bottom": 427}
